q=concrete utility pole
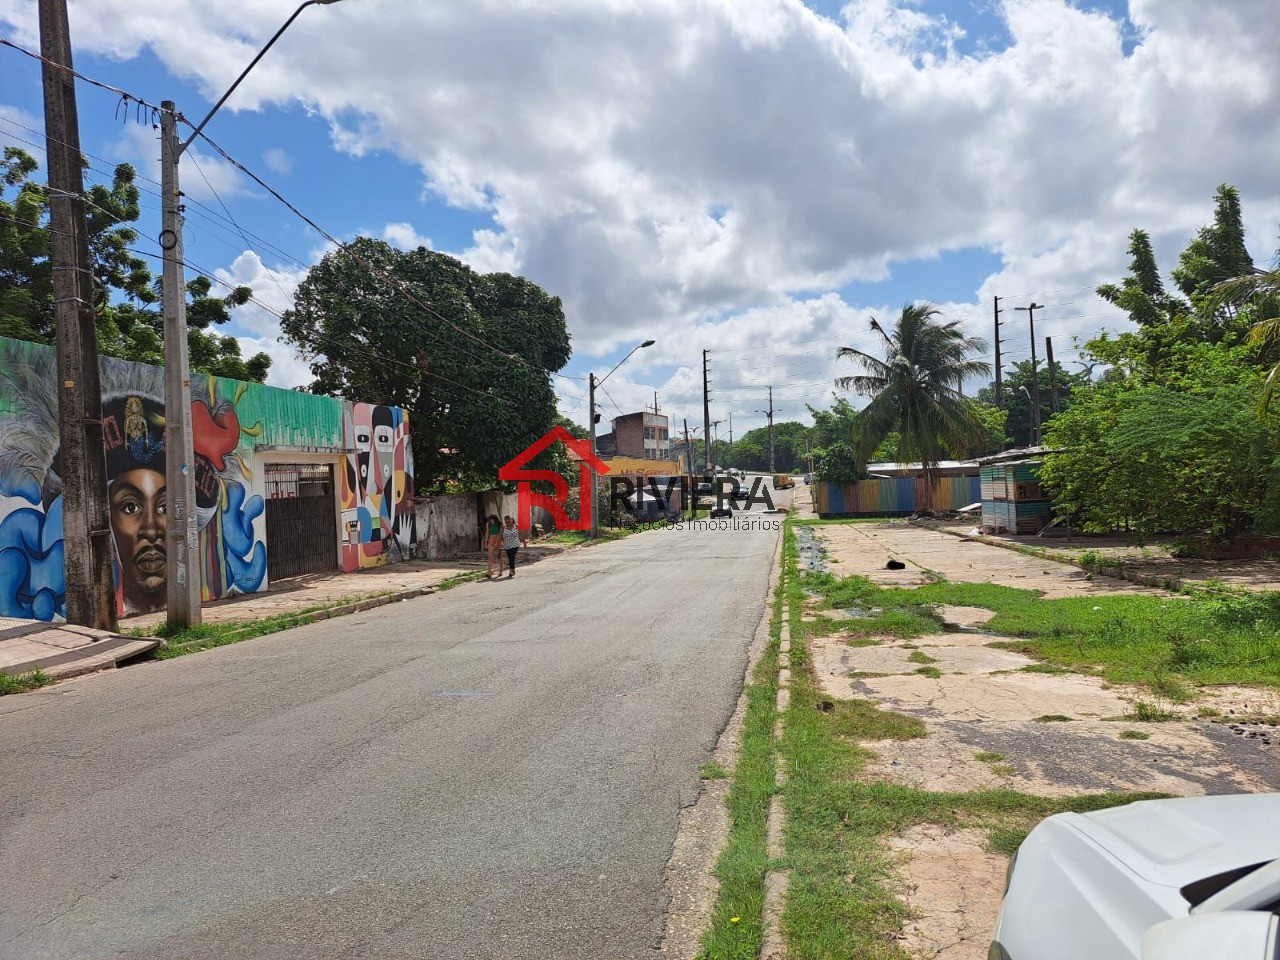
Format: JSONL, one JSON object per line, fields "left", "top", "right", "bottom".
{"left": 992, "top": 296, "right": 1003, "bottom": 409}
{"left": 157, "top": 0, "right": 346, "bottom": 625}
{"left": 159, "top": 102, "right": 202, "bottom": 626}
{"left": 702, "top": 349, "right": 712, "bottom": 475}
{"left": 1045, "top": 336, "right": 1060, "bottom": 414}
{"left": 1015, "top": 302, "right": 1043, "bottom": 446}
{"left": 39, "top": 0, "right": 117, "bottom": 629}
{"left": 588, "top": 372, "right": 598, "bottom": 538}
{"left": 767, "top": 386, "right": 775, "bottom": 473}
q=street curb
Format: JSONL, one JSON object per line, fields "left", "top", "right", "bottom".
{"left": 761, "top": 540, "right": 793, "bottom": 960}
{"left": 918, "top": 521, "right": 1189, "bottom": 594}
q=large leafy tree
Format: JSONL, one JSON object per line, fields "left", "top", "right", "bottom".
{"left": 835, "top": 302, "right": 991, "bottom": 485}
{"left": 282, "top": 238, "right": 570, "bottom": 491}
{"left": 0, "top": 146, "right": 268, "bottom": 381}
{"left": 1041, "top": 383, "right": 1280, "bottom": 540}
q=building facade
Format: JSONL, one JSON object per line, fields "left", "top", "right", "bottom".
{"left": 0, "top": 336, "right": 415, "bottom": 622}
{"left": 611, "top": 411, "right": 670, "bottom": 460}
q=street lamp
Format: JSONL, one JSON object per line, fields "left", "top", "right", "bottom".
{"left": 1018, "top": 385, "right": 1039, "bottom": 447}
{"left": 160, "top": 0, "right": 345, "bottom": 627}
{"left": 588, "top": 339, "right": 655, "bottom": 537}
{"left": 1014, "top": 302, "right": 1043, "bottom": 450}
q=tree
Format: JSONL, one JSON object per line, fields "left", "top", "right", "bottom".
{"left": 0, "top": 147, "right": 268, "bottom": 381}
{"left": 1096, "top": 229, "right": 1185, "bottom": 330}
{"left": 282, "top": 238, "right": 570, "bottom": 491}
{"left": 835, "top": 302, "right": 991, "bottom": 486}
{"left": 814, "top": 441, "right": 864, "bottom": 485}
{"left": 1041, "top": 383, "right": 1279, "bottom": 540}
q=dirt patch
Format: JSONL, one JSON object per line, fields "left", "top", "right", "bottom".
{"left": 887, "top": 826, "right": 1006, "bottom": 960}
{"left": 818, "top": 523, "right": 1158, "bottom": 598}
{"left": 934, "top": 606, "right": 996, "bottom": 629}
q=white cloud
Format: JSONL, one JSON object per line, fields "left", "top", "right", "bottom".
{"left": 263, "top": 147, "right": 293, "bottom": 175}
{"left": 106, "top": 124, "right": 254, "bottom": 203}
{"left": 381, "top": 221, "right": 433, "bottom": 251}
{"left": 214, "top": 249, "right": 308, "bottom": 337}
{"left": 236, "top": 334, "right": 315, "bottom": 389}
{"left": 6, "top": 0, "right": 1274, "bottom": 372}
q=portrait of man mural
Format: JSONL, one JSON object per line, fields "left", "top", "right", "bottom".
{"left": 101, "top": 394, "right": 168, "bottom": 616}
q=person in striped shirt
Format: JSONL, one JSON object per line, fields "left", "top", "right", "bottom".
{"left": 501, "top": 515, "right": 528, "bottom": 578}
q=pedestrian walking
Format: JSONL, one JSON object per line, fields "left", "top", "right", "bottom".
{"left": 501, "top": 515, "right": 528, "bottom": 578}
{"left": 484, "top": 513, "right": 503, "bottom": 579}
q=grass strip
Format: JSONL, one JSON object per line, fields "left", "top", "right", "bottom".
{"left": 698, "top": 528, "right": 785, "bottom": 959}
{"left": 0, "top": 668, "right": 53, "bottom": 696}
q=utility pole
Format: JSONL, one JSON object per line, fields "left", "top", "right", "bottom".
{"left": 39, "top": 0, "right": 116, "bottom": 629}
{"left": 728, "top": 412, "right": 733, "bottom": 448}
{"left": 702, "top": 349, "right": 712, "bottom": 475}
{"left": 160, "top": 102, "right": 202, "bottom": 625}
{"left": 993, "top": 296, "right": 1003, "bottom": 409}
{"left": 767, "top": 386, "right": 775, "bottom": 473}
{"left": 1045, "top": 336, "right": 1060, "bottom": 415}
{"left": 589, "top": 372, "right": 599, "bottom": 538}
{"left": 1015, "top": 302, "right": 1043, "bottom": 446}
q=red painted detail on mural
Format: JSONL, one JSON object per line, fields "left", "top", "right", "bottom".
{"left": 192, "top": 401, "right": 240, "bottom": 471}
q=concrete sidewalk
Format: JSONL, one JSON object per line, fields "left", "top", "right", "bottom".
{"left": 124, "top": 542, "right": 575, "bottom": 631}
{"left": 0, "top": 617, "right": 161, "bottom": 680}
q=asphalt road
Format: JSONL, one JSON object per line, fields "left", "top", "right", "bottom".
{"left": 0, "top": 506, "right": 783, "bottom": 959}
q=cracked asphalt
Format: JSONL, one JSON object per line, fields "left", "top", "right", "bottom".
{"left": 0, "top": 515, "right": 781, "bottom": 960}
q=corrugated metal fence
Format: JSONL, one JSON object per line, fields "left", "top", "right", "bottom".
{"left": 814, "top": 475, "right": 981, "bottom": 517}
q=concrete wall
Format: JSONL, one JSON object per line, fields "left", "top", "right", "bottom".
{"left": 414, "top": 493, "right": 482, "bottom": 559}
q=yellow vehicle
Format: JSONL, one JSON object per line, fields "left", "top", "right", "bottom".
{"left": 772, "top": 473, "right": 795, "bottom": 490}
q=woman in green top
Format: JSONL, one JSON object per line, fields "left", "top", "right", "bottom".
{"left": 484, "top": 514, "right": 503, "bottom": 579}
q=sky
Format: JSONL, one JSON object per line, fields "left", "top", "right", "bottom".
{"left": 1, "top": 0, "right": 1277, "bottom": 441}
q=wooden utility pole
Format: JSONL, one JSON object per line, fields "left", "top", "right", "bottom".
{"left": 39, "top": 0, "right": 116, "bottom": 629}
{"left": 1046, "top": 336, "right": 1060, "bottom": 414}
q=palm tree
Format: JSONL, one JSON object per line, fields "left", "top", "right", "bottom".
{"left": 1209, "top": 244, "right": 1280, "bottom": 411}
{"left": 836, "top": 302, "right": 992, "bottom": 488}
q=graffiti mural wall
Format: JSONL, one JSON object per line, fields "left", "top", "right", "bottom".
{"left": 340, "top": 402, "right": 415, "bottom": 570}
{"left": 0, "top": 336, "right": 411, "bottom": 622}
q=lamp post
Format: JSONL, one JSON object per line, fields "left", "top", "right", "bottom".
{"left": 160, "top": 0, "right": 344, "bottom": 627}
{"left": 588, "top": 339, "right": 654, "bottom": 538}
{"left": 1014, "top": 302, "right": 1043, "bottom": 449}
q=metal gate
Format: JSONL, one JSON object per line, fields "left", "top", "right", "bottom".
{"left": 264, "top": 463, "right": 338, "bottom": 581}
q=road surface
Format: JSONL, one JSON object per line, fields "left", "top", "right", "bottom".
{"left": 0, "top": 508, "right": 782, "bottom": 959}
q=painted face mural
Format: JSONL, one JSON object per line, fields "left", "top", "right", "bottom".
{"left": 341, "top": 403, "right": 415, "bottom": 570}
{"left": 0, "top": 339, "right": 270, "bottom": 621}
{"left": 102, "top": 395, "right": 168, "bottom": 615}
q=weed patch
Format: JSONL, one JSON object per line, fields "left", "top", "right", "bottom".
{"left": 1119, "top": 730, "right": 1151, "bottom": 741}
{"left": 700, "top": 760, "right": 730, "bottom": 780}
{"left": 1031, "top": 714, "right": 1074, "bottom": 723}
{"left": 0, "top": 669, "right": 52, "bottom": 696}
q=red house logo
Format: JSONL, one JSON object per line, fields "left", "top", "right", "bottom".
{"left": 499, "top": 425, "right": 610, "bottom": 532}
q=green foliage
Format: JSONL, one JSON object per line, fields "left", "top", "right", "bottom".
{"left": 0, "top": 147, "right": 268, "bottom": 381}
{"left": 977, "top": 360, "right": 1084, "bottom": 448}
{"left": 836, "top": 302, "right": 992, "bottom": 484}
{"left": 814, "top": 441, "right": 864, "bottom": 485}
{"left": 1041, "top": 383, "right": 1279, "bottom": 538}
{"left": 282, "top": 238, "right": 570, "bottom": 491}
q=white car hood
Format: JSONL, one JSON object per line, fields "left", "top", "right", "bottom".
{"left": 1063, "top": 794, "right": 1280, "bottom": 889}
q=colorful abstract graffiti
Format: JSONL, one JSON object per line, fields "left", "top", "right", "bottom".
{"left": 340, "top": 402, "right": 416, "bottom": 569}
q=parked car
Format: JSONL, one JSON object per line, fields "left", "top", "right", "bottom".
{"left": 696, "top": 481, "right": 733, "bottom": 519}
{"left": 803, "top": 474, "right": 813, "bottom": 484}
{"left": 989, "top": 793, "right": 1280, "bottom": 960}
